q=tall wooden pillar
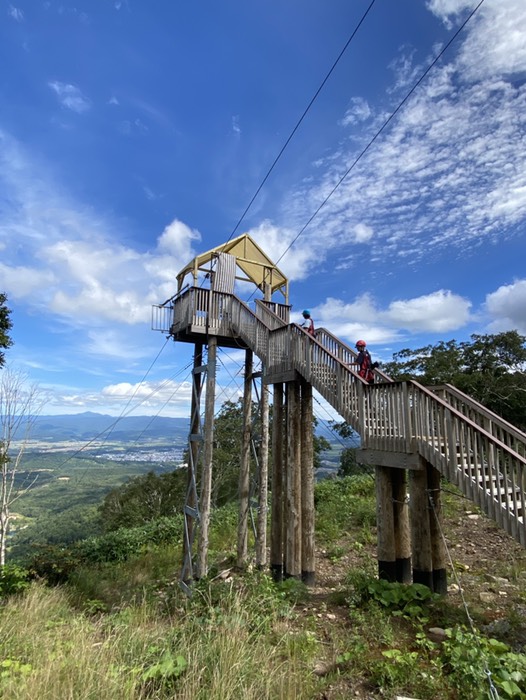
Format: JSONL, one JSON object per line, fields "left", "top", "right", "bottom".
{"left": 300, "top": 380, "right": 315, "bottom": 585}
{"left": 285, "top": 380, "right": 301, "bottom": 578}
{"left": 270, "top": 383, "right": 284, "bottom": 581}
{"left": 409, "top": 458, "right": 433, "bottom": 588}
{"left": 256, "top": 378, "right": 269, "bottom": 569}
{"left": 392, "top": 468, "right": 411, "bottom": 583}
{"left": 181, "top": 343, "right": 203, "bottom": 584}
{"left": 427, "top": 464, "right": 447, "bottom": 594}
{"left": 237, "top": 349, "right": 253, "bottom": 568}
{"left": 376, "top": 466, "right": 396, "bottom": 581}
{"left": 196, "top": 336, "right": 217, "bottom": 579}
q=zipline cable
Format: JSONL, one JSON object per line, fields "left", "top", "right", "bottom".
{"left": 266, "top": 0, "right": 487, "bottom": 278}
{"left": 225, "top": 0, "right": 378, "bottom": 244}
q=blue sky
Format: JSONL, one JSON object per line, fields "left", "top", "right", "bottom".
{"left": 1, "top": 0, "right": 526, "bottom": 418}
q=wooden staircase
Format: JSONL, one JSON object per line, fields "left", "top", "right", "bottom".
{"left": 156, "top": 287, "right": 526, "bottom": 547}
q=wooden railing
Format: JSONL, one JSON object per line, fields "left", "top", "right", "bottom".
{"left": 165, "top": 287, "right": 526, "bottom": 546}
{"left": 431, "top": 384, "right": 526, "bottom": 460}
{"left": 315, "top": 327, "right": 393, "bottom": 385}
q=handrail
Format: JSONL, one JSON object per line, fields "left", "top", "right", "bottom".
{"left": 254, "top": 299, "right": 288, "bottom": 330}
{"left": 431, "top": 383, "right": 526, "bottom": 459}
{"left": 315, "top": 327, "right": 393, "bottom": 384}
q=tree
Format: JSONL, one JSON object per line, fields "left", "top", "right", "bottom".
{"left": 383, "top": 331, "right": 526, "bottom": 429}
{"left": 99, "top": 469, "right": 187, "bottom": 532}
{"left": 0, "top": 369, "right": 45, "bottom": 566}
{"left": 328, "top": 420, "right": 372, "bottom": 477}
{"left": 0, "top": 293, "right": 13, "bottom": 368}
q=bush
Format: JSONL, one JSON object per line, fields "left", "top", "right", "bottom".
{"left": 28, "top": 516, "right": 183, "bottom": 584}
{"left": 0, "top": 564, "right": 30, "bottom": 597}
{"left": 315, "top": 475, "right": 375, "bottom": 541}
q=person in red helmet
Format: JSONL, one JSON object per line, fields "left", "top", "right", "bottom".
{"left": 354, "top": 340, "right": 378, "bottom": 384}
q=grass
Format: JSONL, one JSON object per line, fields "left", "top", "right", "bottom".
{"left": 0, "top": 577, "right": 321, "bottom": 700}
{"left": 2, "top": 475, "right": 526, "bottom": 699}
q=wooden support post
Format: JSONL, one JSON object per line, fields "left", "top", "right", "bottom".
{"left": 237, "top": 349, "right": 253, "bottom": 568}
{"left": 196, "top": 337, "right": 217, "bottom": 579}
{"left": 256, "top": 376, "right": 269, "bottom": 570}
{"left": 300, "top": 380, "right": 315, "bottom": 586}
{"left": 270, "top": 383, "right": 284, "bottom": 581}
{"left": 376, "top": 466, "right": 396, "bottom": 581}
{"left": 409, "top": 458, "right": 433, "bottom": 589}
{"left": 181, "top": 343, "right": 202, "bottom": 584}
{"left": 427, "top": 463, "right": 448, "bottom": 594}
{"left": 285, "top": 380, "right": 301, "bottom": 579}
{"left": 392, "top": 468, "right": 411, "bottom": 584}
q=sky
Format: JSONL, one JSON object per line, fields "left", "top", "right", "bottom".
{"left": 1, "top": 0, "right": 526, "bottom": 420}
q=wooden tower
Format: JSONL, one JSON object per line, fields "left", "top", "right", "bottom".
{"left": 155, "top": 234, "right": 316, "bottom": 589}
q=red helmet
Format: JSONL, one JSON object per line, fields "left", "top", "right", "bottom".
{"left": 356, "top": 340, "right": 366, "bottom": 348}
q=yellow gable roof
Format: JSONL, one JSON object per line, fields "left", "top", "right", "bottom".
{"left": 176, "top": 233, "right": 288, "bottom": 301}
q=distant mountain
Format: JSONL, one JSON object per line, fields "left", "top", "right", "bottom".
{"left": 23, "top": 412, "right": 190, "bottom": 443}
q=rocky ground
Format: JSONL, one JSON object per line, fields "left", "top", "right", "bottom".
{"left": 297, "top": 500, "right": 526, "bottom": 699}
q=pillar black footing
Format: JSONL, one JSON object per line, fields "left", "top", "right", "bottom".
{"left": 433, "top": 568, "right": 448, "bottom": 595}
{"left": 271, "top": 564, "right": 283, "bottom": 582}
{"left": 395, "top": 557, "right": 412, "bottom": 584}
{"left": 412, "top": 568, "right": 433, "bottom": 589}
{"left": 378, "top": 560, "right": 397, "bottom": 582}
{"left": 302, "top": 570, "right": 315, "bottom": 587}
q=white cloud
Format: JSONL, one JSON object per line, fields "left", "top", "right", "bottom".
{"left": 248, "top": 219, "right": 311, "bottom": 281}
{"left": 340, "top": 97, "right": 371, "bottom": 127}
{"left": 485, "top": 279, "right": 526, "bottom": 333}
{"left": 48, "top": 81, "right": 91, "bottom": 113}
{"left": 0, "top": 131, "right": 201, "bottom": 333}
{"left": 382, "top": 290, "right": 472, "bottom": 332}
{"left": 8, "top": 5, "right": 24, "bottom": 21}
{"left": 232, "top": 115, "right": 241, "bottom": 134}
{"left": 426, "top": 0, "right": 477, "bottom": 27}
{"left": 311, "top": 289, "right": 471, "bottom": 344}
{"left": 353, "top": 223, "right": 373, "bottom": 243}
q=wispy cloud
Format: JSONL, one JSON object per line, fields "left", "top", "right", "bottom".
{"left": 8, "top": 5, "right": 24, "bottom": 21}
{"left": 232, "top": 115, "right": 241, "bottom": 134}
{"left": 275, "top": 0, "right": 526, "bottom": 274}
{"left": 48, "top": 81, "right": 91, "bottom": 113}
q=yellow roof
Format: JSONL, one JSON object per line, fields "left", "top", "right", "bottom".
{"left": 176, "top": 233, "right": 288, "bottom": 300}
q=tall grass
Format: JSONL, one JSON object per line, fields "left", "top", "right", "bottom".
{"left": 0, "top": 577, "right": 320, "bottom": 699}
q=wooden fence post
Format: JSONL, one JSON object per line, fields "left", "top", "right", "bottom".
{"left": 237, "top": 348, "right": 253, "bottom": 568}
{"left": 285, "top": 380, "right": 301, "bottom": 578}
{"left": 256, "top": 378, "right": 270, "bottom": 569}
{"left": 181, "top": 343, "right": 203, "bottom": 584}
{"left": 427, "top": 463, "right": 448, "bottom": 594}
{"left": 392, "top": 468, "right": 411, "bottom": 583}
{"left": 270, "top": 383, "right": 284, "bottom": 581}
{"left": 301, "top": 380, "right": 315, "bottom": 586}
{"left": 196, "top": 336, "right": 217, "bottom": 579}
{"left": 376, "top": 465, "right": 396, "bottom": 581}
{"left": 409, "top": 457, "right": 433, "bottom": 588}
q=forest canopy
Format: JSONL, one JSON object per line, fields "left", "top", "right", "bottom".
{"left": 382, "top": 330, "right": 526, "bottom": 430}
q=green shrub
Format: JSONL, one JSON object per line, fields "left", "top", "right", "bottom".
{"left": 0, "top": 564, "right": 30, "bottom": 597}
{"left": 441, "top": 627, "right": 526, "bottom": 700}
{"left": 315, "top": 475, "right": 375, "bottom": 542}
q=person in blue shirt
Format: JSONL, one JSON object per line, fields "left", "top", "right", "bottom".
{"left": 300, "top": 309, "right": 315, "bottom": 335}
